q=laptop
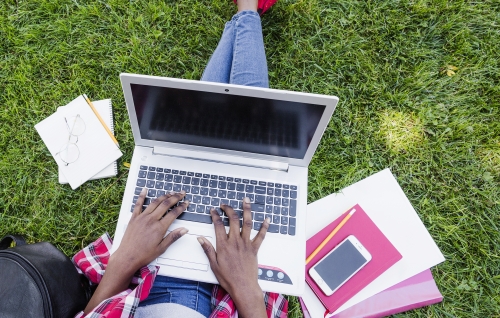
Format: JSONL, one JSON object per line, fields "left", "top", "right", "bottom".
{"left": 111, "top": 73, "right": 338, "bottom": 296}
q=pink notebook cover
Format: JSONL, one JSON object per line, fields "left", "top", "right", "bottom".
{"left": 300, "top": 269, "right": 443, "bottom": 318}
{"left": 305, "top": 204, "right": 403, "bottom": 314}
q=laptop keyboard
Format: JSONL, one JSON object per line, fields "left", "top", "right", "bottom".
{"left": 131, "top": 165, "right": 298, "bottom": 236}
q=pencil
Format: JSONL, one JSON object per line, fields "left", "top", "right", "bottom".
{"left": 306, "top": 208, "right": 356, "bottom": 265}
{"left": 83, "top": 94, "right": 119, "bottom": 147}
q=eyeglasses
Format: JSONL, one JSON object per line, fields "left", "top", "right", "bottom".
{"left": 55, "top": 114, "right": 86, "bottom": 166}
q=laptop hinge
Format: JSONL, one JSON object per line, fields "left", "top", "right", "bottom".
{"left": 152, "top": 146, "right": 289, "bottom": 172}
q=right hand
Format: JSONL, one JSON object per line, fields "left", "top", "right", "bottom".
{"left": 197, "top": 197, "right": 269, "bottom": 317}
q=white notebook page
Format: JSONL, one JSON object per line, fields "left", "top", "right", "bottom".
{"left": 58, "top": 99, "right": 118, "bottom": 183}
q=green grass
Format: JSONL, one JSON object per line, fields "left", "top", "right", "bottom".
{"left": 1, "top": 0, "right": 499, "bottom": 316}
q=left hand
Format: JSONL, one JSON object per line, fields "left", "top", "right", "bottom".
{"left": 84, "top": 189, "right": 189, "bottom": 314}
{"left": 112, "top": 189, "right": 190, "bottom": 272}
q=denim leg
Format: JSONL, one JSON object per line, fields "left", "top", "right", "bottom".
{"left": 201, "top": 11, "right": 269, "bottom": 88}
{"left": 229, "top": 11, "right": 269, "bottom": 88}
{"left": 138, "top": 276, "right": 213, "bottom": 317}
{"left": 200, "top": 19, "right": 234, "bottom": 84}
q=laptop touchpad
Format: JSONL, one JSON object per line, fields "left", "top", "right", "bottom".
{"left": 156, "top": 231, "right": 213, "bottom": 271}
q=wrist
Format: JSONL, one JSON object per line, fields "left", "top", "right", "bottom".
{"left": 230, "top": 283, "right": 266, "bottom": 317}
{"left": 107, "top": 252, "right": 140, "bottom": 279}
{"left": 230, "top": 281, "right": 262, "bottom": 298}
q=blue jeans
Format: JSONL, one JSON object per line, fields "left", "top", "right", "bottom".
{"left": 201, "top": 10, "right": 269, "bottom": 88}
{"left": 139, "top": 11, "right": 268, "bottom": 317}
{"left": 138, "top": 276, "right": 213, "bottom": 317}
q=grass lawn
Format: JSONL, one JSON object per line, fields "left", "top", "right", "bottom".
{"left": 1, "top": 0, "right": 499, "bottom": 316}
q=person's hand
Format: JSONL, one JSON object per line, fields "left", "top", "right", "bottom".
{"left": 112, "top": 189, "right": 190, "bottom": 272}
{"left": 197, "top": 197, "right": 269, "bottom": 317}
{"left": 84, "top": 189, "right": 189, "bottom": 314}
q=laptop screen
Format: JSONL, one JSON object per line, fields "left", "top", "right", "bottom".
{"left": 131, "top": 84, "right": 326, "bottom": 159}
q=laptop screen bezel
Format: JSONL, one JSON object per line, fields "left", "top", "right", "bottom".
{"left": 120, "top": 73, "right": 338, "bottom": 167}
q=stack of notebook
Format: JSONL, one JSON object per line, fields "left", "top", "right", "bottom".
{"left": 35, "top": 96, "right": 122, "bottom": 189}
{"left": 305, "top": 204, "right": 403, "bottom": 315}
{"left": 301, "top": 169, "right": 445, "bottom": 317}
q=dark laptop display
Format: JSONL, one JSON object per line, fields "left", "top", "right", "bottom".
{"left": 131, "top": 84, "right": 325, "bottom": 159}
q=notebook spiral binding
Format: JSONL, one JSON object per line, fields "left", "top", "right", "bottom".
{"left": 107, "top": 99, "right": 118, "bottom": 176}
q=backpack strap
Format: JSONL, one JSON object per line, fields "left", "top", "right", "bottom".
{"left": 0, "top": 234, "right": 27, "bottom": 250}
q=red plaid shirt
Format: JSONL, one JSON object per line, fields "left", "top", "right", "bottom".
{"left": 72, "top": 233, "right": 288, "bottom": 318}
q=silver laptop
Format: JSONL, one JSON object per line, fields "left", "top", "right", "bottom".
{"left": 111, "top": 73, "right": 338, "bottom": 296}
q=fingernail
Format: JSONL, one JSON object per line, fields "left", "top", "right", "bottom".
{"left": 244, "top": 197, "right": 250, "bottom": 203}
{"left": 180, "top": 190, "right": 186, "bottom": 195}
{"left": 197, "top": 237, "right": 204, "bottom": 245}
{"left": 265, "top": 217, "right": 271, "bottom": 224}
{"left": 184, "top": 200, "right": 190, "bottom": 205}
{"left": 180, "top": 228, "right": 188, "bottom": 235}
{"left": 141, "top": 188, "right": 147, "bottom": 194}
{"left": 168, "top": 191, "right": 175, "bottom": 195}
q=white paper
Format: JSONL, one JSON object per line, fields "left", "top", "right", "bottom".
{"left": 58, "top": 99, "right": 117, "bottom": 183}
{"left": 35, "top": 96, "right": 122, "bottom": 189}
{"left": 302, "top": 169, "right": 445, "bottom": 317}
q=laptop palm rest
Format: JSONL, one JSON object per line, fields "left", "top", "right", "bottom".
{"left": 156, "top": 231, "right": 213, "bottom": 272}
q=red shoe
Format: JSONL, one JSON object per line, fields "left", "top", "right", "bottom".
{"left": 233, "top": 0, "right": 278, "bottom": 15}
{"left": 258, "top": 0, "right": 278, "bottom": 15}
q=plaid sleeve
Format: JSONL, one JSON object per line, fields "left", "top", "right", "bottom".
{"left": 72, "top": 233, "right": 158, "bottom": 318}
{"left": 299, "top": 297, "right": 312, "bottom": 318}
{"left": 210, "top": 285, "right": 288, "bottom": 318}
{"left": 72, "top": 233, "right": 114, "bottom": 284}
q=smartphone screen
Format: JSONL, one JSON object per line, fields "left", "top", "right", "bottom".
{"left": 313, "top": 239, "right": 369, "bottom": 292}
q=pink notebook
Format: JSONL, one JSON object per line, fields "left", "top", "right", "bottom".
{"left": 305, "top": 204, "right": 403, "bottom": 314}
{"left": 300, "top": 269, "right": 443, "bottom": 318}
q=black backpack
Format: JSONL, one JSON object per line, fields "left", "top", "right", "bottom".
{"left": 0, "top": 235, "right": 92, "bottom": 318}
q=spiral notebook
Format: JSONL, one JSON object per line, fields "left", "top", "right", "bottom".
{"left": 57, "top": 99, "right": 118, "bottom": 183}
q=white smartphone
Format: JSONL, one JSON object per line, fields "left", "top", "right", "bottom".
{"left": 309, "top": 235, "right": 372, "bottom": 296}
